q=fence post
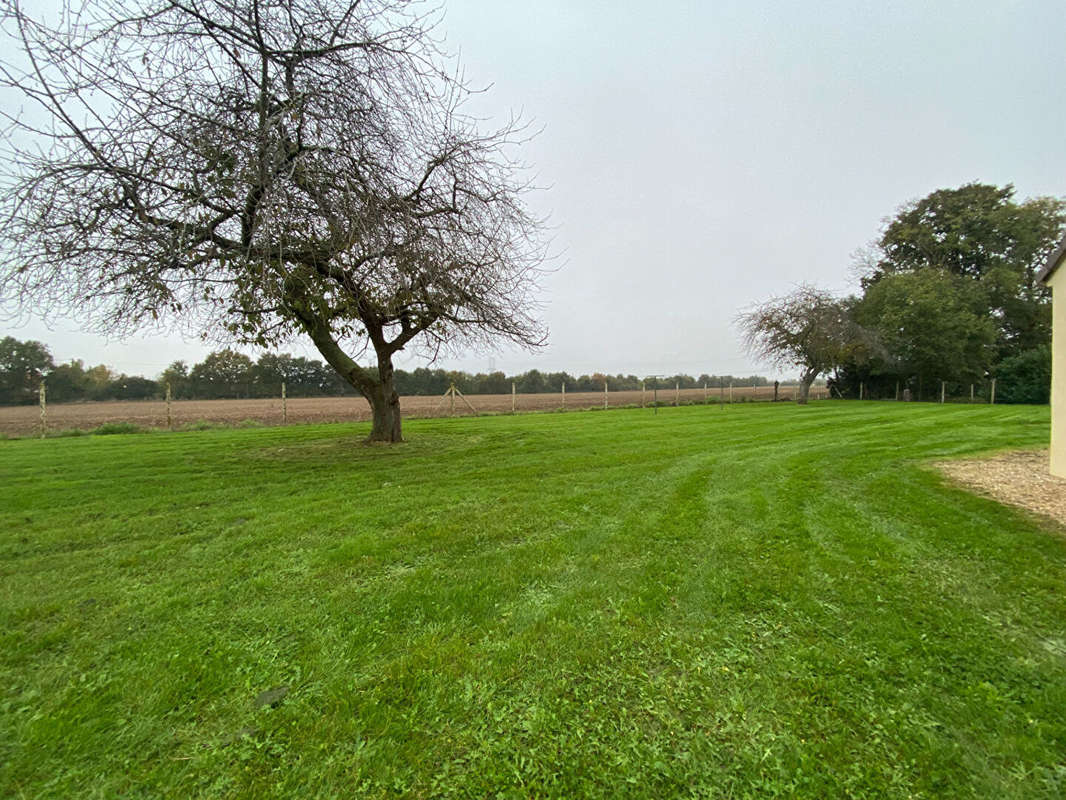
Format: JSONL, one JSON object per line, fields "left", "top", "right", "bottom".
{"left": 729, "top": 381, "right": 733, "bottom": 404}
{"left": 895, "top": 381, "right": 899, "bottom": 401}
{"left": 970, "top": 383, "right": 974, "bottom": 403}
{"left": 641, "top": 380, "right": 646, "bottom": 408}
{"left": 604, "top": 380, "right": 608, "bottom": 410}
{"left": 450, "top": 384, "right": 456, "bottom": 416}
{"left": 562, "top": 381, "right": 566, "bottom": 409}
{"left": 859, "top": 381, "right": 864, "bottom": 401}
{"left": 39, "top": 381, "right": 46, "bottom": 439}
{"left": 653, "top": 380, "right": 658, "bottom": 414}
{"left": 990, "top": 378, "right": 996, "bottom": 405}
{"left": 281, "top": 381, "right": 287, "bottom": 424}
{"left": 703, "top": 381, "right": 708, "bottom": 404}
{"left": 940, "top": 381, "right": 945, "bottom": 404}
{"left": 164, "top": 381, "right": 172, "bottom": 433}
{"left": 675, "top": 381, "right": 679, "bottom": 407}
{"left": 512, "top": 381, "right": 516, "bottom": 414}
{"left": 720, "top": 379, "right": 725, "bottom": 409}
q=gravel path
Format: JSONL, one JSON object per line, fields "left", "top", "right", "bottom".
{"left": 936, "top": 449, "right": 1066, "bottom": 529}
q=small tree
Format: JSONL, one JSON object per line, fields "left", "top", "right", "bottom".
{"left": 737, "top": 286, "right": 858, "bottom": 404}
{"left": 0, "top": 0, "right": 546, "bottom": 442}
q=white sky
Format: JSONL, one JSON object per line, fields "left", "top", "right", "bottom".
{"left": 4, "top": 0, "right": 1065, "bottom": 379}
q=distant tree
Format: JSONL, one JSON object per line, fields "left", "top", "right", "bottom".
{"left": 160, "top": 361, "right": 191, "bottom": 400}
{"left": 737, "top": 286, "right": 860, "bottom": 404}
{"left": 478, "top": 371, "right": 510, "bottom": 394}
{"left": 0, "top": 337, "right": 53, "bottom": 404}
{"left": 47, "top": 359, "right": 88, "bottom": 403}
{"left": 517, "top": 369, "right": 546, "bottom": 394}
{"left": 110, "top": 375, "right": 159, "bottom": 401}
{"left": 254, "top": 353, "right": 306, "bottom": 397}
{"left": 190, "top": 351, "right": 255, "bottom": 399}
{"left": 83, "top": 365, "right": 116, "bottom": 401}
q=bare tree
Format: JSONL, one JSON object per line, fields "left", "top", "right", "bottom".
{"left": 737, "top": 285, "right": 858, "bottom": 404}
{"left": 0, "top": 0, "right": 547, "bottom": 442}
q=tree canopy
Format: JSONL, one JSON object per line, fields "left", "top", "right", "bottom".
{"left": 0, "top": 0, "right": 547, "bottom": 441}
{"left": 832, "top": 183, "right": 1065, "bottom": 400}
{"left": 736, "top": 286, "right": 858, "bottom": 404}
{"left": 863, "top": 183, "right": 1065, "bottom": 363}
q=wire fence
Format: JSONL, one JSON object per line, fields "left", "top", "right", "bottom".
{"left": 4, "top": 379, "right": 834, "bottom": 437}
{"left": 10, "top": 374, "right": 1040, "bottom": 439}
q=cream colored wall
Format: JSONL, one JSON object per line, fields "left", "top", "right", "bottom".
{"left": 1048, "top": 264, "right": 1066, "bottom": 477}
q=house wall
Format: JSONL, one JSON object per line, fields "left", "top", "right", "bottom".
{"left": 1049, "top": 265, "right": 1066, "bottom": 477}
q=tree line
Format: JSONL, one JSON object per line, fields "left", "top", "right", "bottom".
{"left": 0, "top": 338, "right": 769, "bottom": 405}
{"left": 740, "top": 183, "right": 1065, "bottom": 404}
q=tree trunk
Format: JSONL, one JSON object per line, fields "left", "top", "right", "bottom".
{"left": 295, "top": 310, "right": 405, "bottom": 443}
{"left": 365, "top": 357, "right": 403, "bottom": 443}
{"left": 797, "top": 369, "right": 818, "bottom": 405}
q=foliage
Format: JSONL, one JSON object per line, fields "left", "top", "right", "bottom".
{"left": 188, "top": 350, "right": 256, "bottom": 400}
{"left": 91, "top": 422, "right": 145, "bottom": 435}
{"left": 856, "top": 270, "right": 996, "bottom": 386}
{"left": 994, "top": 345, "right": 1051, "bottom": 405}
{"left": 737, "top": 286, "right": 860, "bottom": 403}
{"left": 0, "top": 336, "right": 53, "bottom": 404}
{"left": 2, "top": 405, "right": 1065, "bottom": 797}
{"left": 0, "top": 336, "right": 782, "bottom": 405}
{"left": 863, "top": 183, "right": 1066, "bottom": 364}
{"left": 46, "top": 359, "right": 89, "bottom": 403}
{"left": 0, "top": 0, "right": 547, "bottom": 442}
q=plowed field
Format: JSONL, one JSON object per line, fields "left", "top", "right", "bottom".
{"left": 0, "top": 384, "right": 827, "bottom": 436}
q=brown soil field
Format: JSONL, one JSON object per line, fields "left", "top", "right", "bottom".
{"left": 0, "top": 384, "right": 827, "bottom": 437}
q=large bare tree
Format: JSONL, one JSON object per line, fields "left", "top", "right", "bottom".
{"left": 737, "top": 286, "right": 860, "bottom": 404}
{"left": 0, "top": 0, "right": 546, "bottom": 441}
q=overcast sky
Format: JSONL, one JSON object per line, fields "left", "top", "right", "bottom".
{"left": 4, "top": 0, "right": 1065, "bottom": 379}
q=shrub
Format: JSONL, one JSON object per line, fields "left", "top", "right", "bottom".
{"left": 93, "top": 422, "right": 145, "bottom": 435}
{"left": 995, "top": 345, "right": 1050, "bottom": 404}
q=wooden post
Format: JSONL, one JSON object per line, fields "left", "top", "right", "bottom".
{"left": 895, "top": 381, "right": 899, "bottom": 401}
{"left": 281, "top": 381, "right": 287, "bottom": 424}
{"left": 450, "top": 384, "right": 456, "bottom": 416}
{"left": 970, "top": 383, "right": 974, "bottom": 403}
{"left": 642, "top": 380, "right": 646, "bottom": 408}
{"left": 703, "top": 381, "right": 708, "bottom": 404}
{"left": 166, "top": 381, "right": 173, "bottom": 430}
{"left": 604, "top": 380, "right": 608, "bottom": 410}
{"left": 729, "top": 381, "right": 733, "bottom": 404}
{"left": 990, "top": 378, "right": 996, "bottom": 405}
{"left": 653, "top": 380, "right": 658, "bottom": 414}
{"left": 39, "top": 381, "right": 46, "bottom": 439}
{"left": 512, "top": 381, "right": 516, "bottom": 414}
{"left": 675, "top": 381, "right": 679, "bottom": 407}
{"left": 940, "top": 381, "right": 945, "bottom": 404}
{"left": 720, "top": 379, "right": 724, "bottom": 409}
{"left": 561, "top": 381, "right": 566, "bottom": 409}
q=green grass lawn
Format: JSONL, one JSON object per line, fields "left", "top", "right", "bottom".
{"left": 2, "top": 401, "right": 1065, "bottom": 798}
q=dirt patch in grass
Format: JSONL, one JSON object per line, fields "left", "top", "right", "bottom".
{"left": 936, "top": 449, "right": 1066, "bottom": 528}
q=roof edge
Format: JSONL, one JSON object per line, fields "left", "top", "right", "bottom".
{"left": 1039, "top": 235, "right": 1066, "bottom": 284}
